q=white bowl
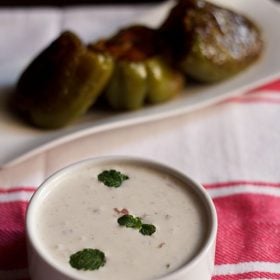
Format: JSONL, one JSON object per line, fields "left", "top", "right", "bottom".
{"left": 26, "top": 156, "right": 217, "bottom": 280}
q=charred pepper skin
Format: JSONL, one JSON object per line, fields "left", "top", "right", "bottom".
{"left": 90, "top": 25, "right": 184, "bottom": 111}
{"left": 15, "top": 31, "right": 113, "bottom": 129}
{"left": 160, "top": 0, "right": 263, "bottom": 83}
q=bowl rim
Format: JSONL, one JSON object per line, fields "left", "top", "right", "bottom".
{"left": 26, "top": 155, "right": 218, "bottom": 280}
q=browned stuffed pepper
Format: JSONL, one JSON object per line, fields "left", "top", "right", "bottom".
{"left": 160, "top": 0, "right": 263, "bottom": 83}
{"left": 89, "top": 25, "right": 184, "bottom": 110}
{"left": 14, "top": 31, "right": 113, "bottom": 129}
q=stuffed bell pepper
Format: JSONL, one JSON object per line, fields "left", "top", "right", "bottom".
{"left": 89, "top": 25, "right": 185, "bottom": 110}
{"left": 160, "top": 0, "right": 263, "bottom": 83}
{"left": 14, "top": 31, "right": 113, "bottom": 129}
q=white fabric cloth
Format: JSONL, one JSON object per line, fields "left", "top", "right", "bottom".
{"left": 1, "top": 100, "right": 280, "bottom": 187}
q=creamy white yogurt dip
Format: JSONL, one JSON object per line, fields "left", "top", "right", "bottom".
{"left": 33, "top": 159, "right": 209, "bottom": 280}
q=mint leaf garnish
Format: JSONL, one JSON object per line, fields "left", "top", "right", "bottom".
{"left": 117, "top": 214, "right": 156, "bottom": 236}
{"left": 98, "top": 169, "right": 129, "bottom": 188}
{"left": 117, "top": 214, "right": 142, "bottom": 229}
{"left": 140, "top": 224, "right": 156, "bottom": 236}
{"left": 69, "top": 249, "right": 106, "bottom": 271}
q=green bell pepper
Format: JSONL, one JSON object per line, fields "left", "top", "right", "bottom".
{"left": 160, "top": 0, "right": 263, "bottom": 83}
{"left": 90, "top": 25, "right": 184, "bottom": 111}
{"left": 15, "top": 31, "right": 113, "bottom": 129}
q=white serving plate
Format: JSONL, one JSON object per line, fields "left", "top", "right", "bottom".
{"left": 1, "top": 0, "right": 280, "bottom": 167}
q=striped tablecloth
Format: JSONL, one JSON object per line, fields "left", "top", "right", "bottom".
{"left": 1, "top": 4, "right": 280, "bottom": 280}
{"left": 1, "top": 79, "right": 280, "bottom": 280}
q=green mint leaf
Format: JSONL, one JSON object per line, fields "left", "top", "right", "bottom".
{"left": 117, "top": 214, "right": 142, "bottom": 229}
{"left": 69, "top": 248, "right": 106, "bottom": 271}
{"left": 117, "top": 214, "right": 157, "bottom": 236}
{"left": 139, "top": 224, "right": 156, "bottom": 236}
{"left": 98, "top": 169, "right": 129, "bottom": 188}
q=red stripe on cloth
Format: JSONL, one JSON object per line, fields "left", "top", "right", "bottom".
{"left": 246, "top": 92, "right": 280, "bottom": 96}
{"left": 249, "top": 79, "right": 280, "bottom": 93}
{"left": 0, "top": 187, "right": 36, "bottom": 194}
{"left": 213, "top": 271, "right": 280, "bottom": 279}
{"left": 203, "top": 180, "right": 280, "bottom": 189}
{"left": 214, "top": 194, "right": 280, "bottom": 265}
{"left": 223, "top": 97, "right": 280, "bottom": 104}
{"left": 0, "top": 201, "right": 29, "bottom": 270}
{"left": 225, "top": 96, "right": 280, "bottom": 103}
